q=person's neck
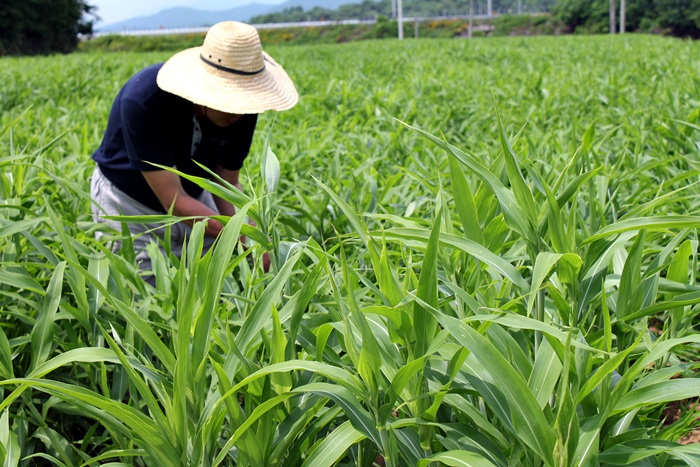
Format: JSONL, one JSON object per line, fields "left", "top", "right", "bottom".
{"left": 193, "top": 104, "right": 206, "bottom": 120}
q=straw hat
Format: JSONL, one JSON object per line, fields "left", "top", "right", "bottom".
{"left": 157, "top": 21, "right": 298, "bottom": 114}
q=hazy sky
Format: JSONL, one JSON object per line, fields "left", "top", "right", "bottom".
{"left": 90, "top": 0, "right": 286, "bottom": 25}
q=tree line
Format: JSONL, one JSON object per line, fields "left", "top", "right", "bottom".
{"left": 555, "top": 0, "right": 699, "bottom": 37}
{"left": 0, "top": 0, "right": 95, "bottom": 55}
{"left": 251, "top": 0, "right": 558, "bottom": 24}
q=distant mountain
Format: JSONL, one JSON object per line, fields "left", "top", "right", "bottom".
{"left": 191, "top": 0, "right": 357, "bottom": 12}
{"left": 190, "top": 0, "right": 281, "bottom": 11}
{"left": 98, "top": 5, "right": 274, "bottom": 32}
{"left": 278, "top": 0, "right": 361, "bottom": 10}
{"left": 97, "top": 0, "right": 363, "bottom": 32}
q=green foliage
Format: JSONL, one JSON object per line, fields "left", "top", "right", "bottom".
{"left": 654, "top": 0, "right": 700, "bottom": 37}
{"left": 491, "top": 13, "right": 559, "bottom": 35}
{"left": 78, "top": 33, "right": 208, "bottom": 53}
{"left": 0, "top": 0, "right": 96, "bottom": 56}
{"left": 554, "top": 0, "right": 700, "bottom": 37}
{"left": 1, "top": 34, "right": 700, "bottom": 465}
{"left": 251, "top": 0, "right": 558, "bottom": 24}
{"left": 553, "top": 0, "right": 610, "bottom": 33}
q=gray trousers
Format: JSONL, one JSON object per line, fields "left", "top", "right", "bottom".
{"left": 90, "top": 166, "right": 218, "bottom": 274}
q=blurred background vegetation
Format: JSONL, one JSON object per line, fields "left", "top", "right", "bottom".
{"left": 77, "top": 15, "right": 559, "bottom": 53}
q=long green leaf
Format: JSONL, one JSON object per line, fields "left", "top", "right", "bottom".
{"left": 0, "top": 327, "right": 12, "bottom": 380}
{"left": 615, "top": 230, "right": 645, "bottom": 318}
{"left": 213, "top": 393, "right": 295, "bottom": 466}
{"left": 315, "top": 176, "right": 368, "bottom": 243}
{"left": 212, "top": 360, "right": 366, "bottom": 418}
{"left": 0, "top": 269, "right": 43, "bottom": 294}
{"left": 495, "top": 103, "right": 538, "bottom": 225}
{"left": 192, "top": 202, "right": 252, "bottom": 370}
{"left": 0, "top": 410, "right": 20, "bottom": 467}
{"left": 301, "top": 421, "right": 367, "bottom": 467}
{"left": 584, "top": 216, "right": 700, "bottom": 243}
{"left": 416, "top": 450, "right": 496, "bottom": 467}
{"left": 0, "top": 218, "right": 46, "bottom": 239}
{"left": 376, "top": 228, "right": 528, "bottom": 291}
{"left": 413, "top": 208, "right": 441, "bottom": 357}
{"left": 292, "top": 382, "right": 381, "bottom": 446}
{"left": 613, "top": 379, "right": 700, "bottom": 413}
{"left": 234, "top": 247, "right": 302, "bottom": 355}
{"left": 448, "top": 156, "right": 483, "bottom": 244}
{"left": 29, "top": 262, "right": 66, "bottom": 371}
{"left": 527, "top": 339, "right": 562, "bottom": 409}
{"left": 599, "top": 440, "right": 700, "bottom": 465}
{"left": 575, "top": 334, "right": 642, "bottom": 404}
{"left": 432, "top": 316, "right": 556, "bottom": 464}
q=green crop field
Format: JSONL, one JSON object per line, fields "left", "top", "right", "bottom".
{"left": 1, "top": 35, "right": 700, "bottom": 466}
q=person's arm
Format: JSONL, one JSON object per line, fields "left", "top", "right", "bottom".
{"left": 212, "top": 166, "right": 240, "bottom": 217}
{"left": 142, "top": 169, "right": 224, "bottom": 238}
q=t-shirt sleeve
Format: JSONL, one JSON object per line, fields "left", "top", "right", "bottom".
{"left": 215, "top": 114, "right": 258, "bottom": 171}
{"left": 120, "top": 96, "right": 190, "bottom": 171}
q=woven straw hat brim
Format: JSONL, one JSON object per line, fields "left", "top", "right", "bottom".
{"left": 157, "top": 47, "right": 298, "bottom": 114}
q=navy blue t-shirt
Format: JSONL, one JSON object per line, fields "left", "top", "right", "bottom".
{"left": 92, "top": 63, "right": 257, "bottom": 213}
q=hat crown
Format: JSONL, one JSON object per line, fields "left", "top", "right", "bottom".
{"left": 200, "top": 22, "right": 264, "bottom": 74}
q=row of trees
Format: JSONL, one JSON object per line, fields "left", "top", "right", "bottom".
{"left": 251, "top": 0, "right": 559, "bottom": 24}
{"left": 0, "top": 0, "right": 95, "bottom": 56}
{"left": 554, "top": 0, "right": 700, "bottom": 37}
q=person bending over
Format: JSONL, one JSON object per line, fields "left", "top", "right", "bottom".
{"left": 91, "top": 21, "right": 297, "bottom": 280}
